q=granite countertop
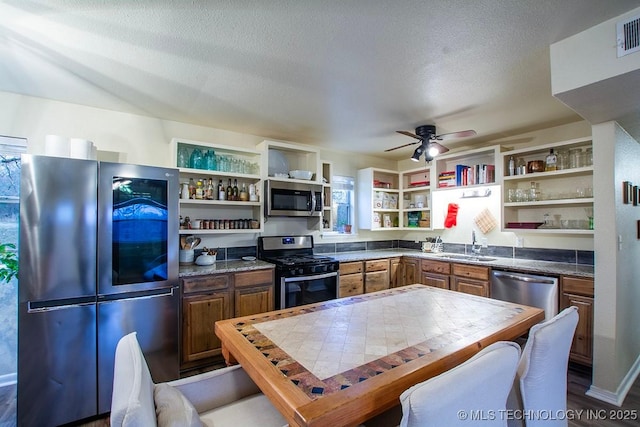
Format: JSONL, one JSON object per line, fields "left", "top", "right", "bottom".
{"left": 179, "top": 259, "right": 275, "bottom": 277}
{"left": 329, "top": 249, "right": 594, "bottom": 278}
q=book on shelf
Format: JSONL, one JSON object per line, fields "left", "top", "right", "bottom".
{"left": 444, "top": 164, "right": 496, "bottom": 187}
{"left": 438, "top": 170, "right": 456, "bottom": 188}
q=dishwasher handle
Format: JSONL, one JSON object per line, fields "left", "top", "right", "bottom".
{"left": 492, "top": 271, "right": 556, "bottom": 284}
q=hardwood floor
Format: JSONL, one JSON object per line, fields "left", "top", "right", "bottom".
{"left": 567, "top": 363, "right": 640, "bottom": 427}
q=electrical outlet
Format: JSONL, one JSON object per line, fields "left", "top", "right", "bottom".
{"left": 481, "top": 238, "right": 488, "bottom": 248}
{"left": 515, "top": 236, "right": 524, "bottom": 248}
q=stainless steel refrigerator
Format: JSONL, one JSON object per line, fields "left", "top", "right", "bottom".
{"left": 18, "top": 154, "right": 180, "bottom": 426}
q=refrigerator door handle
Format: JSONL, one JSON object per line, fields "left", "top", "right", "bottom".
{"left": 28, "top": 297, "right": 96, "bottom": 313}
{"left": 98, "top": 286, "right": 177, "bottom": 303}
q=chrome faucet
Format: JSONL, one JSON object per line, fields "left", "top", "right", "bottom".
{"left": 471, "top": 230, "right": 482, "bottom": 257}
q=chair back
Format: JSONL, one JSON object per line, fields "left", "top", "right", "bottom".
{"left": 110, "top": 332, "right": 157, "bottom": 427}
{"left": 513, "top": 306, "right": 578, "bottom": 427}
{"left": 400, "top": 341, "right": 521, "bottom": 427}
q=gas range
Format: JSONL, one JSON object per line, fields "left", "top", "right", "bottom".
{"left": 258, "top": 236, "right": 339, "bottom": 277}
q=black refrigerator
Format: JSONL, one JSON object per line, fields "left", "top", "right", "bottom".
{"left": 18, "top": 154, "right": 180, "bottom": 426}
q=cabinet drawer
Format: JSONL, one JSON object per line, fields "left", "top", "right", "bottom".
{"left": 421, "top": 272, "right": 450, "bottom": 290}
{"left": 451, "top": 263, "right": 490, "bottom": 281}
{"left": 421, "top": 260, "right": 450, "bottom": 275}
{"left": 562, "top": 276, "right": 594, "bottom": 297}
{"left": 182, "top": 274, "right": 230, "bottom": 294}
{"left": 340, "top": 261, "right": 363, "bottom": 275}
{"left": 234, "top": 268, "right": 273, "bottom": 288}
{"left": 365, "top": 259, "right": 389, "bottom": 272}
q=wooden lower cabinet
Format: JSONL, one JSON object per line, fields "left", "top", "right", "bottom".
{"left": 561, "top": 276, "right": 594, "bottom": 365}
{"left": 364, "top": 259, "right": 390, "bottom": 293}
{"left": 182, "top": 290, "right": 230, "bottom": 363}
{"left": 234, "top": 269, "right": 274, "bottom": 317}
{"left": 339, "top": 261, "right": 364, "bottom": 297}
{"left": 402, "top": 257, "right": 421, "bottom": 286}
{"left": 421, "top": 259, "right": 451, "bottom": 289}
{"left": 181, "top": 267, "right": 275, "bottom": 370}
{"left": 389, "top": 257, "right": 402, "bottom": 288}
{"left": 450, "top": 263, "right": 490, "bottom": 297}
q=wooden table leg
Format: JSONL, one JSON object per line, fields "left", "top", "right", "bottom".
{"left": 221, "top": 343, "right": 238, "bottom": 366}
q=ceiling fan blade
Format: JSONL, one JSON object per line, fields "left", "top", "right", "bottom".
{"left": 429, "top": 141, "right": 450, "bottom": 154}
{"left": 384, "top": 141, "right": 421, "bottom": 152}
{"left": 396, "top": 130, "right": 421, "bottom": 140}
{"left": 434, "top": 129, "right": 477, "bottom": 141}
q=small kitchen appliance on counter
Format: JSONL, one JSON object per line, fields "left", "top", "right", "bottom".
{"left": 258, "top": 235, "right": 339, "bottom": 309}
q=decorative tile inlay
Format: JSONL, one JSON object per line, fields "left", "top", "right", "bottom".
{"left": 234, "top": 286, "right": 524, "bottom": 400}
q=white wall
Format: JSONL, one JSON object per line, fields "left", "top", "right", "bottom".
{"left": 590, "top": 121, "right": 640, "bottom": 403}
{"left": 0, "top": 91, "right": 594, "bottom": 251}
{"left": 550, "top": 7, "right": 640, "bottom": 95}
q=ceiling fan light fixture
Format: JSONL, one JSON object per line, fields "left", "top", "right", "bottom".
{"left": 411, "top": 145, "right": 424, "bottom": 161}
{"left": 427, "top": 144, "right": 440, "bottom": 158}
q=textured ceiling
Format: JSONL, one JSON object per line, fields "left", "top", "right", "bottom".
{"left": 1, "top": 0, "right": 639, "bottom": 158}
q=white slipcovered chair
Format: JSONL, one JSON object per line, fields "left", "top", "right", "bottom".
{"left": 399, "top": 341, "right": 521, "bottom": 427}
{"left": 110, "top": 332, "right": 288, "bottom": 427}
{"left": 507, "top": 306, "right": 579, "bottom": 427}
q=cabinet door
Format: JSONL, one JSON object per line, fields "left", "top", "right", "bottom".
{"left": 403, "top": 257, "right": 420, "bottom": 285}
{"left": 452, "top": 276, "right": 489, "bottom": 297}
{"left": 365, "top": 270, "right": 389, "bottom": 293}
{"left": 234, "top": 269, "right": 274, "bottom": 317}
{"left": 235, "top": 286, "right": 273, "bottom": 317}
{"left": 182, "top": 291, "right": 230, "bottom": 363}
{"left": 389, "top": 257, "right": 402, "bottom": 288}
{"left": 339, "top": 273, "right": 364, "bottom": 297}
{"left": 422, "top": 272, "right": 450, "bottom": 290}
{"left": 561, "top": 292, "right": 593, "bottom": 365}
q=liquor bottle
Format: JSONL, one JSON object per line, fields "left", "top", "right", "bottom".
{"left": 188, "top": 177, "right": 196, "bottom": 199}
{"left": 239, "top": 182, "right": 249, "bottom": 201}
{"left": 206, "top": 178, "right": 215, "bottom": 200}
{"left": 232, "top": 179, "right": 239, "bottom": 201}
{"left": 226, "top": 179, "right": 233, "bottom": 201}
{"left": 195, "top": 179, "right": 204, "bottom": 199}
{"left": 218, "top": 179, "right": 226, "bottom": 200}
{"left": 545, "top": 149, "right": 557, "bottom": 171}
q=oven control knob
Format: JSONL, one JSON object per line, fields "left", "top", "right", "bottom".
{"left": 290, "top": 269, "right": 297, "bottom": 276}
{"left": 298, "top": 268, "right": 304, "bottom": 275}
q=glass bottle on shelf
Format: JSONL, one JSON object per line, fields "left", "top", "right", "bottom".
{"left": 206, "top": 178, "right": 215, "bottom": 200}
{"left": 205, "top": 149, "right": 216, "bottom": 170}
{"left": 239, "top": 182, "right": 248, "bottom": 201}
{"left": 177, "top": 145, "right": 189, "bottom": 168}
{"left": 529, "top": 181, "right": 539, "bottom": 201}
{"left": 508, "top": 156, "right": 515, "bottom": 176}
{"left": 226, "top": 179, "right": 233, "bottom": 201}
{"left": 232, "top": 179, "right": 239, "bottom": 201}
{"left": 189, "top": 147, "right": 203, "bottom": 170}
{"left": 188, "top": 178, "right": 196, "bottom": 199}
{"left": 195, "top": 179, "right": 204, "bottom": 199}
{"left": 218, "top": 179, "right": 226, "bottom": 200}
{"left": 544, "top": 149, "right": 557, "bottom": 171}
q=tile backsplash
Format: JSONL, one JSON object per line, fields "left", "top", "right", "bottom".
{"left": 211, "top": 239, "right": 594, "bottom": 266}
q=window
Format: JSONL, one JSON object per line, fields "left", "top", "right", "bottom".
{"left": 331, "top": 175, "right": 354, "bottom": 233}
{"left": 0, "top": 135, "right": 26, "bottom": 425}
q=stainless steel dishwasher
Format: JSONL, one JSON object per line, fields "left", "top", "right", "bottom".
{"left": 490, "top": 270, "right": 558, "bottom": 320}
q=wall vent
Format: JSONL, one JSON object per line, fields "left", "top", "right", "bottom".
{"left": 617, "top": 15, "right": 640, "bottom": 57}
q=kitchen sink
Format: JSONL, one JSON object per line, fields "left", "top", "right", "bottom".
{"left": 432, "top": 253, "right": 496, "bottom": 262}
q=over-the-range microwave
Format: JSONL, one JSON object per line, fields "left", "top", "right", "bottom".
{"left": 264, "top": 179, "right": 323, "bottom": 217}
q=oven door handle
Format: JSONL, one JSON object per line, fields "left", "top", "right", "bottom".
{"left": 283, "top": 271, "right": 338, "bottom": 282}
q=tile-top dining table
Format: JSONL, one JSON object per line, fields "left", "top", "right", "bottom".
{"left": 215, "top": 284, "right": 545, "bottom": 427}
